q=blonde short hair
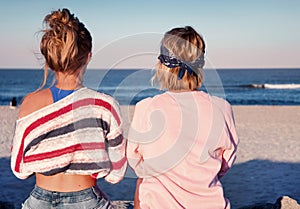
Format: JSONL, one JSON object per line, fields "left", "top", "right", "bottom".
{"left": 154, "top": 26, "right": 205, "bottom": 91}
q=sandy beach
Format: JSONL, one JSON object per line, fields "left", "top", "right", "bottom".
{"left": 0, "top": 105, "right": 299, "bottom": 209}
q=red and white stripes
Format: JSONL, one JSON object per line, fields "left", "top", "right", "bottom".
{"left": 11, "top": 87, "right": 127, "bottom": 184}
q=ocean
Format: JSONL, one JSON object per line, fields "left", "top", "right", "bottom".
{"left": 0, "top": 68, "right": 299, "bottom": 106}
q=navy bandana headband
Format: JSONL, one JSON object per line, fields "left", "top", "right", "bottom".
{"left": 158, "top": 45, "right": 204, "bottom": 79}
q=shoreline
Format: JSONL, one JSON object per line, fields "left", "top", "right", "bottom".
{"left": 0, "top": 105, "right": 299, "bottom": 208}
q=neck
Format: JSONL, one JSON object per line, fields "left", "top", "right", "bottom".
{"left": 55, "top": 71, "right": 83, "bottom": 90}
{"left": 168, "top": 89, "right": 194, "bottom": 93}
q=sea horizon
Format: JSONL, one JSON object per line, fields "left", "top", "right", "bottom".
{"left": 0, "top": 68, "right": 299, "bottom": 106}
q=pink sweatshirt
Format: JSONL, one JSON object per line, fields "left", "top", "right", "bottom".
{"left": 127, "top": 91, "right": 239, "bottom": 209}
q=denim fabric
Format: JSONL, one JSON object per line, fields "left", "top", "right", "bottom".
{"left": 22, "top": 185, "right": 114, "bottom": 209}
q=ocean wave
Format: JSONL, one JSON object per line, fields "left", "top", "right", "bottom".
{"left": 247, "top": 84, "right": 300, "bottom": 89}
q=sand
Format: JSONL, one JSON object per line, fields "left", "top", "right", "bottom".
{"left": 0, "top": 105, "right": 299, "bottom": 209}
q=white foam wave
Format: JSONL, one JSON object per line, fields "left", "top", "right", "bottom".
{"left": 250, "top": 84, "right": 300, "bottom": 89}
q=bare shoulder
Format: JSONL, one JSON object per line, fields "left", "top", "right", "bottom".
{"left": 18, "top": 89, "right": 53, "bottom": 118}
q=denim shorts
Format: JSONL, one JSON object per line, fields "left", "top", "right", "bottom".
{"left": 22, "top": 185, "right": 114, "bottom": 209}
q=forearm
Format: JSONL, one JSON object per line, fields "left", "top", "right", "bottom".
{"left": 134, "top": 178, "right": 143, "bottom": 209}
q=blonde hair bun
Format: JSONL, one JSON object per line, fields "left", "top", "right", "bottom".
{"left": 40, "top": 8, "right": 92, "bottom": 75}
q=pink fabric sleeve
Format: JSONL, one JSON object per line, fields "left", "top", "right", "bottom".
{"left": 126, "top": 99, "right": 151, "bottom": 177}
{"left": 218, "top": 105, "right": 239, "bottom": 179}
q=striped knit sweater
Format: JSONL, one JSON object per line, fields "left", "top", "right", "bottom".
{"left": 11, "top": 87, "right": 127, "bottom": 184}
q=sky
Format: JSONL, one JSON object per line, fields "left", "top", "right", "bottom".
{"left": 1, "top": 0, "right": 300, "bottom": 69}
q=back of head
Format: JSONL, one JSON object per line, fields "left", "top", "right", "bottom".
{"left": 155, "top": 26, "right": 206, "bottom": 91}
{"left": 40, "top": 8, "right": 92, "bottom": 74}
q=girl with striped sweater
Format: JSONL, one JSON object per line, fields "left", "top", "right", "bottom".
{"left": 11, "top": 8, "right": 127, "bottom": 209}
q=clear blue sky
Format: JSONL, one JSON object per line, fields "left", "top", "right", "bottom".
{"left": 1, "top": 0, "right": 300, "bottom": 69}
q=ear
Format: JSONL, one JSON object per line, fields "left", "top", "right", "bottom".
{"left": 86, "top": 52, "right": 92, "bottom": 64}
